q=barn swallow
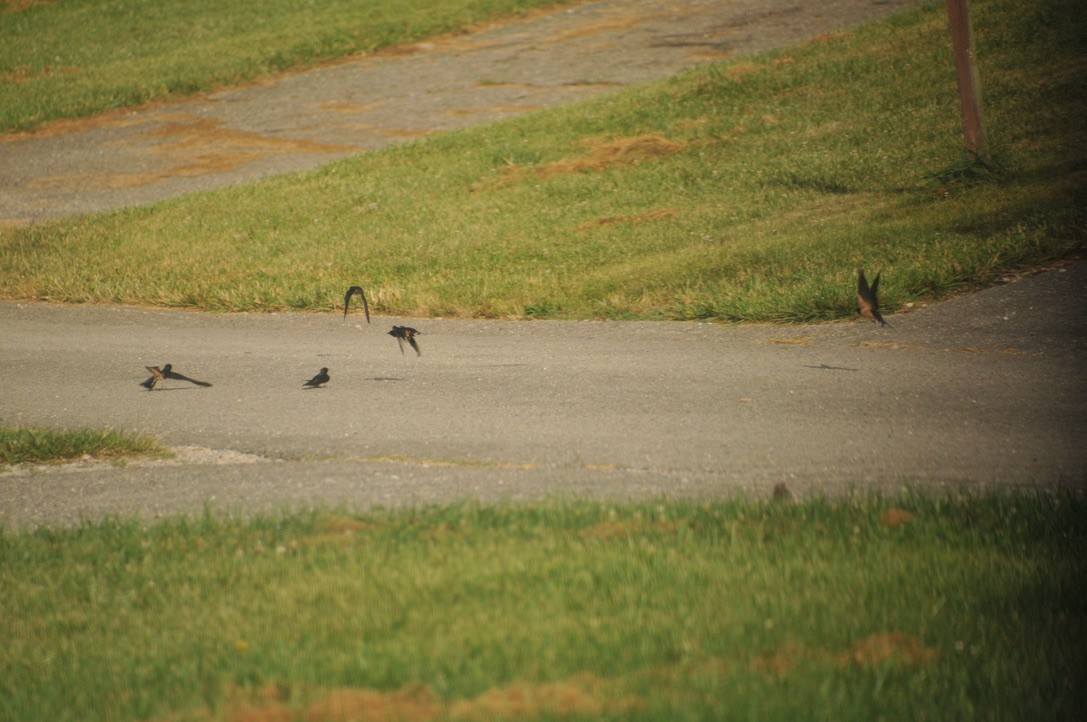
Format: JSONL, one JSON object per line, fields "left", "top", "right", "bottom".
{"left": 343, "top": 285, "right": 370, "bottom": 324}
{"left": 160, "top": 363, "right": 213, "bottom": 387}
{"left": 388, "top": 325, "right": 421, "bottom": 356}
{"left": 141, "top": 365, "right": 167, "bottom": 390}
{"left": 857, "top": 269, "right": 891, "bottom": 327}
{"left": 303, "top": 367, "right": 330, "bottom": 388}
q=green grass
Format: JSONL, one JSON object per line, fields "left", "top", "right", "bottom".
{"left": 1, "top": 0, "right": 1085, "bottom": 321}
{"left": 1, "top": 493, "right": 1083, "bottom": 721}
{"left": 0, "top": 0, "right": 573, "bottom": 133}
{"left": 0, "top": 425, "right": 170, "bottom": 464}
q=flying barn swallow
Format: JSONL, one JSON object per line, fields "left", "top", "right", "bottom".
{"left": 343, "top": 285, "right": 370, "bottom": 324}
{"left": 160, "top": 363, "right": 213, "bottom": 387}
{"left": 141, "top": 365, "right": 167, "bottom": 390}
{"left": 303, "top": 367, "right": 330, "bottom": 388}
{"left": 388, "top": 326, "right": 421, "bottom": 356}
{"left": 856, "top": 269, "right": 891, "bottom": 327}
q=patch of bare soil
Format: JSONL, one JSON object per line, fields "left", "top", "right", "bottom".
{"left": 156, "top": 675, "right": 640, "bottom": 722}
{"left": 472, "top": 133, "right": 685, "bottom": 191}
{"left": 754, "top": 631, "right": 938, "bottom": 676}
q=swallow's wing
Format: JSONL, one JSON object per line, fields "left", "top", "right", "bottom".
{"left": 145, "top": 365, "right": 166, "bottom": 380}
{"left": 856, "top": 270, "right": 876, "bottom": 317}
{"left": 396, "top": 336, "right": 406, "bottom": 355}
{"left": 140, "top": 376, "right": 157, "bottom": 390}
{"left": 408, "top": 335, "right": 421, "bottom": 356}
{"left": 867, "top": 271, "right": 891, "bottom": 326}
{"left": 857, "top": 270, "right": 873, "bottom": 304}
{"left": 343, "top": 286, "right": 370, "bottom": 324}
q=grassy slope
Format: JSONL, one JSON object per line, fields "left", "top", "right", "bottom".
{"left": 0, "top": 0, "right": 573, "bottom": 132}
{"left": 1, "top": 0, "right": 1084, "bottom": 321}
{"left": 1, "top": 495, "right": 1083, "bottom": 721}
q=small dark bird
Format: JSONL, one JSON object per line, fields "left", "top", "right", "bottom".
{"left": 857, "top": 269, "right": 891, "bottom": 327}
{"left": 160, "top": 363, "right": 213, "bottom": 387}
{"left": 388, "top": 325, "right": 421, "bottom": 356}
{"left": 772, "top": 482, "right": 794, "bottom": 503}
{"left": 343, "top": 285, "right": 370, "bottom": 324}
{"left": 303, "top": 367, "right": 330, "bottom": 388}
{"left": 141, "top": 365, "right": 167, "bottom": 390}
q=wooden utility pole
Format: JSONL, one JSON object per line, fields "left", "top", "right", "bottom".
{"left": 945, "top": 0, "right": 988, "bottom": 161}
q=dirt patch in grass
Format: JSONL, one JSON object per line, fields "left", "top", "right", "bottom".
{"left": 579, "top": 517, "right": 680, "bottom": 539}
{"left": 848, "top": 632, "right": 936, "bottom": 666}
{"left": 540, "top": 134, "right": 684, "bottom": 176}
{"left": 754, "top": 631, "right": 938, "bottom": 676}
{"left": 477, "top": 134, "right": 685, "bottom": 190}
{"left": 2, "top": 0, "right": 56, "bottom": 12}
{"left": 0, "top": 63, "right": 80, "bottom": 83}
{"left": 163, "top": 675, "right": 639, "bottom": 722}
{"left": 880, "top": 507, "right": 915, "bottom": 529}
{"left": 577, "top": 207, "right": 678, "bottom": 229}
{"left": 294, "top": 514, "right": 378, "bottom": 547}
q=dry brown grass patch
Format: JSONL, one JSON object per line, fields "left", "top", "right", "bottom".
{"left": 577, "top": 207, "right": 678, "bottom": 230}
{"left": 294, "top": 514, "right": 377, "bottom": 547}
{"left": 2, "top": 0, "right": 56, "bottom": 12}
{"left": 723, "top": 61, "right": 760, "bottom": 80}
{"left": 160, "top": 675, "right": 639, "bottom": 722}
{"left": 0, "top": 63, "right": 80, "bottom": 83}
{"left": 450, "top": 674, "right": 638, "bottom": 720}
{"left": 880, "top": 508, "right": 915, "bottom": 529}
{"left": 579, "top": 517, "right": 680, "bottom": 539}
{"left": 478, "top": 134, "right": 685, "bottom": 190}
{"left": 752, "top": 632, "right": 938, "bottom": 677}
{"left": 848, "top": 632, "right": 938, "bottom": 666}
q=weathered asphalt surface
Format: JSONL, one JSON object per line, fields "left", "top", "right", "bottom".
{"left": 2, "top": 0, "right": 1084, "bottom": 527}
{"left": 3, "top": 260, "right": 1085, "bottom": 527}
{"left": 0, "top": 0, "right": 921, "bottom": 224}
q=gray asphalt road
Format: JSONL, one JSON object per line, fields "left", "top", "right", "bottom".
{"left": 3, "top": 261, "right": 1085, "bottom": 527}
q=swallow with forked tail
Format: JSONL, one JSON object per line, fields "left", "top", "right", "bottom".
{"left": 857, "top": 269, "right": 891, "bottom": 327}
{"left": 389, "top": 326, "right": 421, "bottom": 356}
{"left": 303, "top": 367, "right": 330, "bottom": 388}
{"left": 343, "top": 285, "right": 370, "bottom": 324}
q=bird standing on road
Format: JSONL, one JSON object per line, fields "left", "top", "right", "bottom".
{"left": 343, "top": 285, "right": 370, "bottom": 324}
{"left": 857, "top": 269, "right": 891, "bottom": 327}
{"left": 141, "top": 363, "right": 212, "bottom": 389}
{"left": 141, "top": 365, "right": 167, "bottom": 390}
{"left": 389, "top": 326, "right": 421, "bottom": 356}
{"left": 303, "top": 367, "right": 331, "bottom": 388}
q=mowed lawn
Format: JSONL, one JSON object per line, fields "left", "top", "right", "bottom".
{"left": 1, "top": 494, "right": 1084, "bottom": 721}
{"left": 1, "top": 0, "right": 1083, "bottom": 321}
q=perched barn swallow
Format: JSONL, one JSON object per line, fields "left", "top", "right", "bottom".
{"left": 141, "top": 365, "right": 167, "bottom": 390}
{"left": 160, "top": 363, "right": 213, "bottom": 387}
{"left": 856, "top": 269, "right": 891, "bottom": 327}
{"left": 343, "top": 285, "right": 370, "bottom": 324}
{"left": 303, "top": 367, "right": 331, "bottom": 388}
{"left": 388, "top": 325, "right": 421, "bottom": 356}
